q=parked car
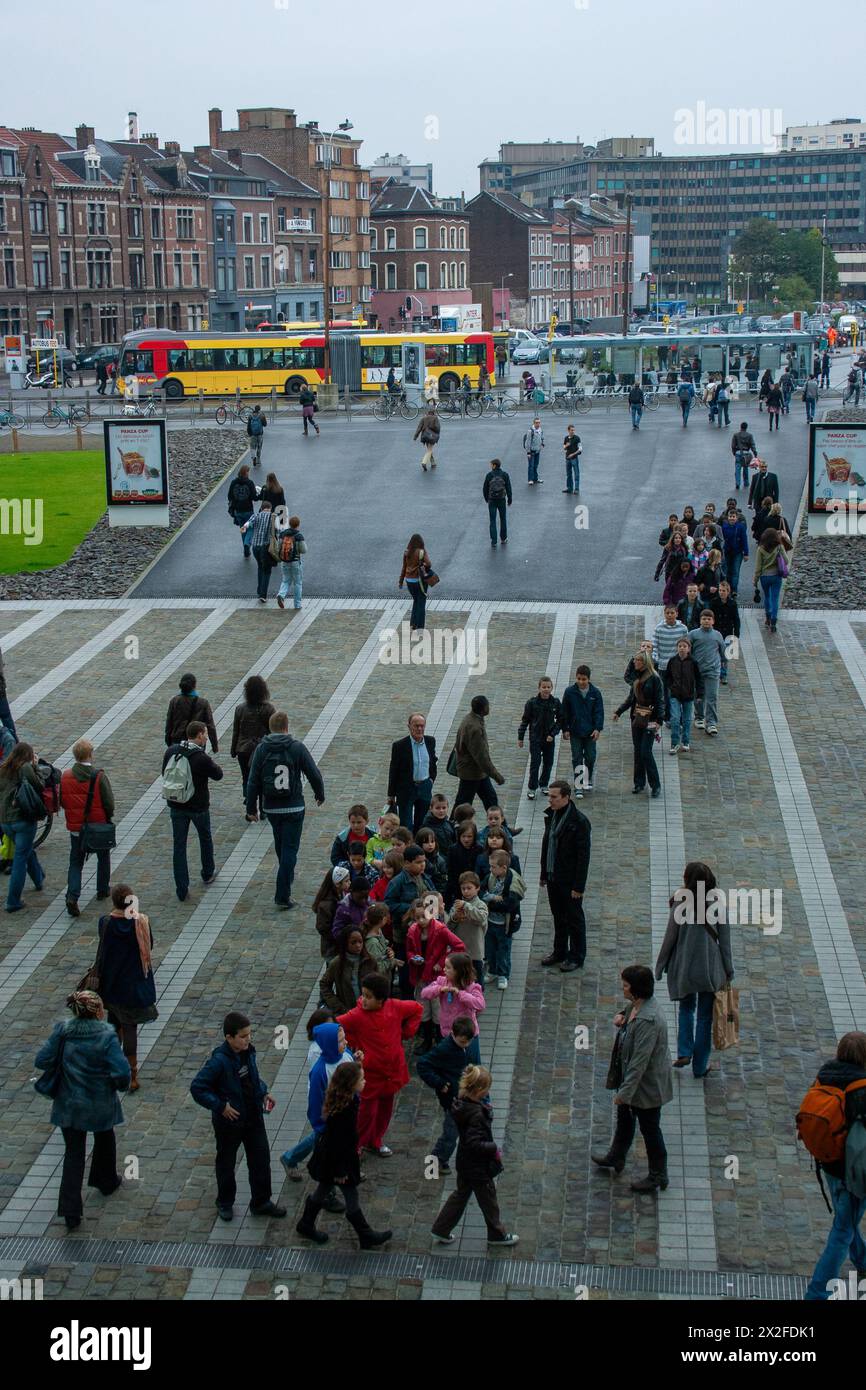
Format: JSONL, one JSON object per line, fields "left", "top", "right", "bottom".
{"left": 755, "top": 316, "right": 777, "bottom": 333}
{"left": 508, "top": 329, "right": 541, "bottom": 353}
{"left": 512, "top": 340, "right": 550, "bottom": 365}
{"left": 75, "top": 344, "right": 119, "bottom": 371}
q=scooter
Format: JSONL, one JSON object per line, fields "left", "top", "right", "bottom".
{"left": 23, "top": 365, "right": 74, "bottom": 389}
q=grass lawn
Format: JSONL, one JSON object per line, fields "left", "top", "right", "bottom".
{"left": 0, "top": 451, "right": 106, "bottom": 573}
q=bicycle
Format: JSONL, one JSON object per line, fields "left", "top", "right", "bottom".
{"left": 41, "top": 403, "right": 90, "bottom": 429}
{"left": 480, "top": 391, "right": 518, "bottom": 419}
{"left": 551, "top": 387, "right": 592, "bottom": 415}
{"left": 372, "top": 391, "right": 419, "bottom": 421}
{"left": 0, "top": 408, "right": 27, "bottom": 432}
{"left": 215, "top": 401, "right": 252, "bottom": 425}
{"left": 438, "top": 392, "right": 483, "bottom": 419}
{"left": 34, "top": 814, "right": 53, "bottom": 850}
{"left": 126, "top": 396, "right": 160, "bottom": 417}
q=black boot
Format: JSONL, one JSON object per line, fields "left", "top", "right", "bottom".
{"left": 413, "top": 1020, "right": 434, "bottom": 1055}
{"left": 630, "top": 1168, "right": 669, "bottom": 1192}
{"left": 591, "top": 1151, "right": 625, "bottom": 1174}
{"left": 322, "top": 1186, "right": 345, "bottom": 1214}
{"left": 347, "top": 1208, "right": 393, "bottom": 1249}
{"left": 296, "top": 1196, "right": 328, "bottom": 1244}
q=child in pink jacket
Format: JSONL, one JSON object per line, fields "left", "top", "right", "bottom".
{"left": 422, "top": 953, "right": 485, "bottom": 1038}
{"left": 406, "top": 894, "right": 465, "bottom": 1053}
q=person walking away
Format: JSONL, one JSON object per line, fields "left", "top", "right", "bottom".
{"left": 613, "top": 651, "right": 664, "bottom": 797}
{"left": 413, "top": 408, "right": 440, "bottom": 472}
{"left": 241, "top": 501, "right": 277, "bottom": 604}
{"left": 245, "top": 710, "right": 325, "bottom": 910}
{"left": 227, "top": 464, "right": 259, "bottom": 557}
{"left": 453, "top": 695, "right": 505, "bottom": 811}
{"left": 257, "top": 471, "right": 285, "bottom": 515}
{"left": 34, "top": 989, "right": 130, "bottom": 1230}
{"left": 97, "top": 884, "right": 158, "bottom": 1091}
{"left": 295, "top": 1062, "right": 393, "bottom": 1247}
{"left": 275, "top": 514, "right": 307, "bottom": 611}
{"left": 483, "top": 458, "right": 512, "bottom": 547}
{"left": 663, "top": 637, "right": 703, "bottom": 754}
{"left": 336, "top": 974, "right": 422, "bottom": 1155}
{"left": 417, "top": 1015, "right": 481, "bottom": 1175}
{"left": 677, "top": 378, "right": 695, "bottom": 426}
{"left": 165, "top": 673, "right": 218, "bottom": 752}
{"left": 162, "top": 720, "right": 222, "bottom": 901}
{"left": 820, "top": 351, "right": 831, "bottom": 390}
{"left": 559, "top": 665, "right": 604, "bottom": 796}
{"left": 523, "top": 418, "right": 544, "bottom": 485}
{"left": 758, "top": 368, "right": 772, "bottom": 413}
{"left": 628, "top": 382, "right": 644, "bottom": 430}
{"left": 591, "top": 965, "right": 673, "bottom": 1191}
{"left": 96, "top": 359, "right": 108, "bottom": 395}
{"left": 767, "top": 380, "right": 783, "bottom": 431}
{"left": 801, "top": 1031, "right": 866, "bottom": 1300}
{"left": 655, "top": 862, "right": 733, "bottom": 1078}
{"left": 779, "top": 368, "right": 794, "bottom": 415}
{"left": 0, "top": 741, "right": 46, "bottom": 912}
{"left": 721, "top": 506, "right": 749, "bottom": 597}
{"left": 754, "top": 526, "right": 792, "bottom": 634}
{"left": 688, "top": 610, "right": 726, "bottom": 734}
{"left": 518, "top": 675, "right": 562, "bottom": 799}
{"left": 715, "top": 377, "right": 730, "bottom": 427}
{"left": 299, "top": 384, "right": 320, "bottom": 436}
{"left": 539, "top": 780, "right": 591, "bottom": 971}
{"left": 803, "top": 374, "right": 819, "bottom": 423}
{"left": 246, "top": 405, "right": 267, "bottom": 466}
{"left": 230, "top": 676, "right": 275, "bottom": 804}
{"left": 61, "top": 739, "right": 115, "bottom": 917}
{"left": 430, "top": 1064, "right": 518, "bottom": 1246}
{"left": 399, "top": 532, "right": 433, "bottom": 631}
{"left": 563, "top": 425, "right": 582, "bottom": 493}
{"left": 190, "top": 1011, "right": 286, "bottom": 1222}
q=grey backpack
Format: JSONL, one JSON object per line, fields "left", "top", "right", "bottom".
{"left": 162, "top": 746, "right": 195, "bottom": 804}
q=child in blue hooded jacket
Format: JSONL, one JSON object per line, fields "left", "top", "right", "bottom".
{"left": 280, "top": 1021, "right": 357, "bottom": 1199}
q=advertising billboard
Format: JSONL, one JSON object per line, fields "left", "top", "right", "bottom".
{"left": 104, "top": 419, "right": 169, "bottom": 507}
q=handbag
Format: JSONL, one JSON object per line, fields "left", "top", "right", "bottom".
{"left": 79, "top": 769, "right": 117, "bottom": 856}
{"left": 446, "top": 747, "right": 458, "bottom": 777}
{"left": 605, "top": 1029, "right": 624, "bottom": 1091}
{"left": 34, "top": 1026, "right": 67, "bottom": 1098}
{"left": 13, "top": 773, "right": 47, "bottom": 822}
{"left": 632, "top": 704, "right": 653, "bottom": 731}
{"left": 712, "top": 983, "right": 740, "bottom": 1051}
{"left": 777, "top": 549, "right": 790, "bottom": 578}
{"left": 76, "top": 916, "right": 106, "bottom": 994}
{"left": 420, "top": 566, "right": 440, "bottom": 589}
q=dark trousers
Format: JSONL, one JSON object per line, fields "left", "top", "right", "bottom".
{"left": 397, "top": 779, "right": 433, "bottom": 834}
{"left": 213, "top": 1115, "right": 272, "bottom": 1209}
{"left": 546, "top": 881, "right": 586, "bottom": 965}
{"left": 169, "top": 807, "right": 215, "bottom": 896}
{"left": 253, "top": 547, "right": 273, "bottom": 599}
{"left": 58, "top": 1127, "right": 118, "bottom": 1221}
{"left": 432, "top": 1174, "right": 507, "bottom": 1240}
{"left": 267, "top": 811, "right": 304, "bottom": 904}
{"left": 108, "top": 1012, "right": 138, "bottom": 1059}
{"left": 455, "top": 777, "right": 499, "bottom": 811}
{"left": 610, "top": 1103, "right": 667, "bottom": 1171}
{"left": 67, "top": 833, "right": 111, "bottom": 903}
{"left": 488, "top": 499, "right": 507, "bottom": 543}
{"left": 311, "top": 1179, "right": 361, "bottom": 1218}
{"left": 0, "top": 694, "right": 16, "bottom": 740}
{"left": 406, "top": 579, "right": 426, "bottom": 630}
{"left": 631, "top": 723, "right": 660, "bottom": 792}
{"left": 528, "top": 736, "right": 555, "bottom": 791}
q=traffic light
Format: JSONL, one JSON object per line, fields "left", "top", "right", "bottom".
{"left": 398, "top": 306, "right": 407, "bottom": 321}
{"left": 431, "top": 305, "right": 440, "bottom": 318}
{"left": 405, "top": 297, "right": 412, "bottom": 313}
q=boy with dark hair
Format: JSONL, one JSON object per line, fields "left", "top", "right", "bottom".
{"left": 518, "top": 675, "right": 562, "bottom": 799}
{"left": 417, "top": 1015, "right": 482, "bottom": 1174}
{"left": 337, "top": 975, "right": 422, "bottom": 1154}
{"left": 421, "top": 793, "right": 457, "bottom": 856}
{"left": 329, "top": 804, "right": 371, "bottom": 865}
{"left": 190, "top": 1012, "right": 286, "bottom": 1223}
{"left": 710, "top": 580, "right": 740, "bottom": 685}
{"left": 560, "top": 665, "right": 604, "bottom": 796}
{"left": 337, "top": 842, "right": 380, "bottom": 892}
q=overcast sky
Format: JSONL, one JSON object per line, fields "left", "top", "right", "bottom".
{"left": 3, "top": 0, "right": 851, "bottom": 193}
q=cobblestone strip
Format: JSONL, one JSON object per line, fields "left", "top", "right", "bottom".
{"left": 740, "top": 610, "right": 866, "bottom": 1030}
{"left": 10, "top": 607, "right": 152, "bottom": 721}
{"left": 643, "top": 614, "right": 718, "bottom": 1271}
{"left": 1, "top": 601, "right": 404, "bottom": 1238}
{"left": 211, "top": 603, "right": 491, "bottom": 1247}
{"left": 826, "top": 615, "right": 866, "bottom": 700}
{"left": 0, "top": 602, "right": 327, "bottom": 1015}
{"left": 0, "top": 604, "right": 64, "bottom": 652}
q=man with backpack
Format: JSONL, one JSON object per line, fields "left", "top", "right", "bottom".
{"left": 162, "top": 720, "right": 223, "bottom": 902}
{"left": 797, "top": 1031, "right": 866, "bottom": 1299}
{"left": 275, "top": 514, "right": 307, "bottom": 611}
{"left": 482, "top": 458, "right": 512, "bottom": 548}
{"left": 244, "top": 710, "right": 325, "bottom": 911}
{"left": 845, "top": 365, "right": 863, "bottom": 407}
{"left": 677, "top": 378, "right": 695, "bottom": 426}
{"left": 627, "top": 382, "right": 644, "bottom": 430}
{"left": 714, "top": 378, "right": 730, "bottom": 428}
{"left": 246, "top": 406, "right": 267, "bottom": 466}
{"left": 523, "top": 418, "right": 544, "bottom": 485}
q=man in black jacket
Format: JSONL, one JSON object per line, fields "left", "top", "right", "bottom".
{"left": 539, "top": 780, "right": 591, "bottom": 972}
{"left": 245, "top": 711, "right": 325, "bottom": 910}
{"left": 387, "top": 712, "right": 437, "bottom": 833}
{"left": 162, "top": 720, "right": 223, "bottom": 902}
{"left": 748, "top": 459, "right": 779, "bottom": 512}
{"left": 482, "top": 458, "right": 512, "bottom": 547}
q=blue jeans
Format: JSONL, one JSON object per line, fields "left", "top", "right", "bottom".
{"left": 1, "top": 819, "right": 43, "bottom": 910}
{"left": 805, "top": 1173, "right": 866, "bottom": 1300}
{"left": 253, "top": 547, "right": 272, "bottom": 599}
{"left": 565, "top": 455, "right": 579, "bottom": 492}
{"left": 528, "top": 736, "right": 555, "bottom": 791}
{"left": 669, "top": 696, "right": 693, "bottom": 748}
{"left": 278, "top": 560, "right": 303, "bottom": 608}
{"left": 734, "top": 452, "right": 751, "bottom": 488}
{"left": 805, "top": 398, "right": 816, "bottom": 422}
{"left": 762, "top": 574, "right": 783, "bottom": 624}
{"left": 267, "top": 811, "right": 305, "bottom": 905}
{"left": 406, "top": 578, "right": 426, "bottom": 630}
{"left": 716, "top": 400, "right": 730, "bottom": 426}
{"left": 488, "top": 498, "right": 507, "bottom": 543}
{"left": 234, "top": 510, "right": 253, "bottom": 553}
{"left": 169, "top": 807, "right": 215, "bottom": 897}
{"left": 397, "top": 778, "right": 433, "bottom": 835}
{"left": 67, "top": 833, "right": 111, "bottom": 902}
{"left": 725, "top": 550, "right": 744, "bottom": 594}
{"left": 570, "top": 733, "right": 597, "bottom": 788}
{"left": 630, "top": 405, "right": 643, "bottom": 428}
{"left": 485, "top": 922, "right": 512, "bottom": 979}
{"left": 680, "top": 398, "right": 692, "bottom": 424}
{"left": 527, "top": 450, "right": 540, "bottom": 482}
{"left": 0, "top": 694, "right": 16, "bottom": 740}
{"left": 281, "top": 1130, "right": 316, "bottom": 1171}
{"left": 432, "top": 1108, "right": 459, "bottom": 1164}
{"left": 676, "top": 991, "right": 715, "bottom": 1075}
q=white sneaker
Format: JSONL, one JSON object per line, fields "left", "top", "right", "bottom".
{"left": 574, "top": 788, "right": 584, "bottom": 798}
{"left": 680, "top": 743, "right": 691, "bottom": 753}
{"left": 497, "top": 977, "right": 508, "bottom": 990}
{"left": 695, "top": 719, "right": 705, "bottom": 729}
{"left": 527, "top": 790, "right": 536, "bottom": 800}
{"left": 670, "top": 744, "right": 680, "bottom": 755}
{"left": 707, "top": 725, "right": 718, "bottom": 736}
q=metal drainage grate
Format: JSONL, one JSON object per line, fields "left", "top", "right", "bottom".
{"left": 0, "top": 1236, "right": 808, "bottom": 1298}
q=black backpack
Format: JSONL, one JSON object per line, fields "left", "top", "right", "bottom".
{"left": 259, "top": 736, "right": 302, "bottom": 801}
{"left": 488, "top": 471, "right": 507, "bottom": 503}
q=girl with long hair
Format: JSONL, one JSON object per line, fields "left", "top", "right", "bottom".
{"left": 0, "top": 741, "right": 46, "bottom": 912}
{"left": 613, "top": 651, "right": 664, "bottom": 797}
{"left": 398, "top": 532, "right": 433, "bottom": 631}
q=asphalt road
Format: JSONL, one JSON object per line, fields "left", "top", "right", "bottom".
{"left": 132, "top": 396, "right": 808, "bottom": 602}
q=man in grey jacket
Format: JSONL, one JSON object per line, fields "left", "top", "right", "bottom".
{"left": 592, "top": 964, "right": 673, "bottom": 1192}
{"left": 523, "top": 418, "right": 544, "bottom": 486}
{"left": 453, "top": 695, "right": 505, "bottom": 811}
{"left": 0, "top": 645, "right": 15, "bottom": 740}
{"left": 688, "top": 609, "right": 726, "bottom": 736}
{"left": 245, "top": 711, "right": 325, "bottom": 910}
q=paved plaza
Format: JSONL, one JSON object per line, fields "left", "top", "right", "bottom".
{"left": 1, "top": 594, "right": 865, "bottom": 1300}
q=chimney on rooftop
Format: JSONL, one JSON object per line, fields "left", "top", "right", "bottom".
{"left": 164, "top": 141, "right": 180, "bottom": 157}
{"left": 76, "top": 124, "right": 95, "bottom": 150}
{"left": 208, "top": 108, "right": 222, "bottom": 148}
{"left": 141, "top": 132, "right": 159, "bottom": 148}
{"left": 128, "top": 112, "right": 140, "bottom": 142}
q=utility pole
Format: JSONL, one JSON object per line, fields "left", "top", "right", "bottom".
{"left": 820, "top": 214, "right": 827, "bottom": 314}
{"left": 568, "top": 207, "right": 575, "bottom": 328}
{"left": 621, "top": 194, "right": 633, "bottom": 338}
{"left": 320, "top": 142, "right": 332, "bottom": 384}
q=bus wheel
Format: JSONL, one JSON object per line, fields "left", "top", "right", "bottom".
{"left": 439, "top": 373, "right": 460, "bottom": 394}
{"left": 164, "top": 379, "right": 184, "bottom": 400}
{"left": 285, "top": 377, "right": 305, "bottom": 397}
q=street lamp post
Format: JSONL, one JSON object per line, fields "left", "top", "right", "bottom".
{"left": 820, "top": 214, "right": 827, "bottom": 314}
{"left": 620, "top": 194, "right": 633, "bottom": 338}
{"left": 500, "top": 271, "right": 513, "bottom": 329}
{"left": 565, "top": 197, "right": 580, "bottom": 329}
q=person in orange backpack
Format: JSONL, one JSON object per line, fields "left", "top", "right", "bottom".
{"left": 800, "top": 1032, "right": 866, "bottom": 1299}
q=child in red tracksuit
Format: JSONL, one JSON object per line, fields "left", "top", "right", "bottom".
{"left": 405, "top": 894, "right": 465, "bottom": 1054}
{"left": 337, "top": 974, "right": 422, "bottom": 1155}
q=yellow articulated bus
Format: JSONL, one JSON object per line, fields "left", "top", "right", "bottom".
{"left": 117, "top": 329, "right": 496, "bottom": 398}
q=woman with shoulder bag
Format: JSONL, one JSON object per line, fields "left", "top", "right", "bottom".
{"left": 227, "top": 464, "right": 258, "bottom": 558}
{"left": 413, "top": 408, "right": 440, "bottom": 472}
{"left": 34, "top": 989, "right": 130, "bottom": 1230}
{"left": 399, "top": 532, "right": 434, "bottom": 632}
{"left": 0, "top": 741, "right": 46, "bottom": 912}
{"left": 754, "top": 526, "right": 792, "bottom": 633}
{"left": 612, "top": 651, "right": 664, "bottom": 798}
{"left": 230, "top": 675, "right": 275, "bottom": 803}
{"left": 97, "top": 883, "right": 158, "bottom": 1092}
{"left": 655, "top": 861, "right": 734, "bottom": 1079}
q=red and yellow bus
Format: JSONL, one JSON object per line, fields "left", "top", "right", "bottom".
{"left": 117, "top": 329, "right": 495, "bottom": 398}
